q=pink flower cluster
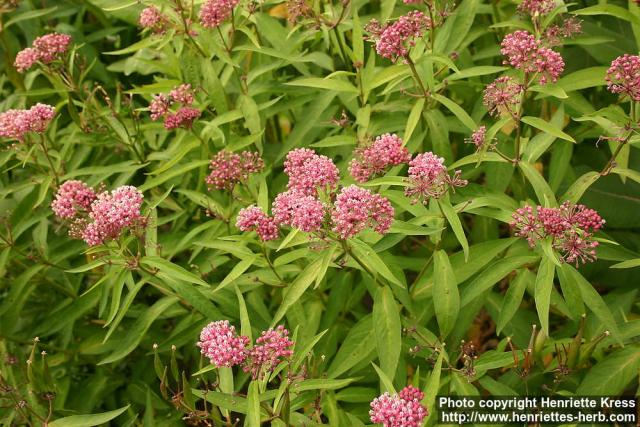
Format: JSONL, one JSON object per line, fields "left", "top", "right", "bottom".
{"left": 404, "top": 152, "right": 467, "bottom": 204}
{"left": 197, "top": 320, "right": 250, "bottom": 367}
{"left": 284, "top": 148, "right": 339, "bottom": 196}
{"left": 369, "top": 385, "right": 428, "bottom": 427}
{"left": 349, "top": 134, "right": 411, "bottom": 183}
{"left": 52, "top": 181, "right": 145, "bottom": 246}
{"left": 465, "top": 126, "right": 487, "bottom": 151}
{"left": 606, "top": 54, "right": 640, "bottom": 101}
{"left": 511, "top": 201, "right": 605, "bottom": 265}
{"left": 331, "top": 185, "right": 394, "bottom": 239}
{"left": 273, "top": 190, "right": 325, "bottom": 232}
{"left": 14, "top": 33, "right": 72, "bottom": 72}
{"left": 500, "top": 31, "right": 564, "bottom": 85}
{"left": 206, "top": 150, "right": 264, "bottom": 190}
{"left": 0, "top": 103, "right": 56, "bottom": 141}
{"left": 236, "top": 206, "right": 279, "bottom": 241}
{"left": 366, "top": 11, "right": 432, "bottom": 62}
{"left": 139, "top": 6, "right": 169, "bottom": 34}
{"left": 518, "top": 0, "right": 556, "bottom": 16}
{"left": 197, "top": 322, "right": 294, "bottom": 380}
{"left": 149, "top": 84, "right": 201, "bottom": 130}
{"left": 483, "top": 76, "right": 523, "bottom": 117}
{"left": 199, "top": 0, "right": 240, "bottom": 28}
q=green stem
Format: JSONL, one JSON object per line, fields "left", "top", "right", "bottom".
{"left": 405, "top": 55, "right": 428, "bottom": 97}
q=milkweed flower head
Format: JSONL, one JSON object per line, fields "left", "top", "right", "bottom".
{"left": 500, "top": 30, "right": 564, "bottom": 84}
{"left": 483, "top": 76, "right": 523, "bottom": 117}
{"left": 606, "top": 54, "right": 640, "bottom": 101}
{"left": 331, "top": 185, "right": 394, "bottom": 239}
{"left": 236, "top": 206, "right": 279, "bottom": 241}
{"left": 369, "top": 385, "right": 428, "bottom": 427}
{"left": 511, "top": 202, "right": 605, "bottom": 266}
{"left": 284, "top": 148, "right": 339, "bottom": 196}
{"left": 544, "top": 17, "right": 582, "bottom": 46}
{"left": 0, "top": 103, "right": 56, "bottom": 141}
{"left": 200, "top": 0, "right": 240, "bottom": 28}
{"left": 163, "top": 107, "right": 201, "bottom": 130}
{"left": 349, "top": 134, "right": 411, "bottom": 183}
{"left": 14, "top": 48, "right": 39, "bottom": 73}
{"left": 243, "top": 325, "right": 294, "bottom": 380}
{"left": 465, "top": 126, "right": 488, "bottom": 151}
{"left": 197, "top": 321, "right": 250, "bottom": 367}
{"left": 404, "top": 152, "right": 467, "bottom": 203}
{"left": 272, "top": 190, "right": 326, "bottom": 233}
{"left": 139, "top": 6, "right": 169, "bottom": 34}
{"left": 15, "top": 33, "right": 72, "bottom": 71}
{"left": 366, "top": 11, "right": 432, "bottom": 62}
{"left": 51, "top": 180, "right": 97, "bottom": 219}
{"left": 206, "top": 150, "right": 264, "bottom": 190}
{"left": 149, "top": 85, "right": 200, "bottom": 129}
{"left": 518, "top": 0, "right": 556, "bottom": 16}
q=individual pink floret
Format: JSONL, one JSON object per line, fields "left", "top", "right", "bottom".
{"left": 197, "top": 320, "right": 250, "bottom": 367}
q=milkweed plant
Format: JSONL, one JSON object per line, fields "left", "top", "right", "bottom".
{"left": 0, "top": 0, "right": 639, "bottom": 425}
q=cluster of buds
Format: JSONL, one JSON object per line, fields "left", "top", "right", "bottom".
{"left": 511, "top": 201, "right": 605, "bottom": 266}
{"left": 206, "top": 150, "right": 264, "bottom": 191}
{"left": 606, "top": 54, "right": 640, "bottom": 102}
{"left": 139, "top": 6, "right": 170, "bottom": 34}
{"left": 349, "top": 134, "right": 411, "bottom": 183}
{"left": 369, "top": 385, "right": 428, "bottom": 427}
{"left": 197, "top": 321, "right": 294, "bottom": 380}
{"left": 51, "top": 181, "right": 145, "bottom": 246}
{"left": 149, "top": 84, "right": 201, "bottom": 130}
{"left": 0, "top": 104, "right": 55, "bottom": 141}
{"left": 404, "top": 152, "right": 467, "bottom": 204}
{"left": 365, "top": 11, "right": 433, "bottom": 62}
{"left": 14, "top": 33, "right": 72, "bottom": 73}
{"left": 199, "top": 0, "right": 240, "bottom": 28}
{"left": 500, "top": 30, "right": 565, "bottom": 85}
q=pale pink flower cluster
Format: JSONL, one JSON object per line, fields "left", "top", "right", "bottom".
{"left": 236, "top": 206, "right": 279, "bottom": 241}
{"left": 369, "top": 385, "right": 428, "bottom": 427}
{"left": 404, "top": 152, "right": 467, "bottom": 204}
{"left": 366, "top": 11, "right": 432, "bottom": 62}
{"left": 331, "top": 185, "right": 394, "bottom": 239}
{"left": 606, "top": 54, "right": 640, "bottom": 101}
{"left": 149, "top": 84, "right": 201, "bottom": 129}
{"left": 197, "top": 320, "right": 250, "bottom": 367}
{"left": 51, "top": 180, "right": 97, "bottom": 219}
{"left": 206, "top": 150, "right": 264, "bottom": 190}
{"left": 284, "top": 148, "right": 339, "bottom": 196}
{"left": 199, "top": 0, "right": 240, "bottom": 28}
{"left": 0, "top": 103, "right": 56, "bottom": 141}
{"left": 14, "top": 33, "right": 71, "bottom": 72}
{"left": 197, "top": 322, "right": 294, "bottom": 379}
{"left": 511, "top": 202, "right": 605, "bottom": 265}
{"left": 465, "top": 126, "right": 487, "bottom": 151}
{"left": 349, "top": 134, "right": 411, "bottom": 183}
{"left": 518, "top": 0, "right": 556, "bottom": 16}
{"left": 139, "top": 6, "right": 169, "bottom": 34}
{"left": 52, "top": 181, "right": 145, "bottom": 246}
{"left": 244, "top": 326, "right": 294, "bottom": 380}
{"left": 545, "top": 17, "right": 582, "bottom": 46}
{"left": 500, "top": 30, "right": 564, "bottom": 84}
{"left": 483, "top": 76, "right": 523, "bottom": 117}
{"left": 272, "top": 190, "right": 325, "bottom": 232}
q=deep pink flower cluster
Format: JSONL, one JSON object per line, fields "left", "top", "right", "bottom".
{"left": 366, "top": 11, "right": 432, "bottom": 62}
{"left": 0, "top": 103, "right": 56, "bottom": 141}
{"left": 284, "top": 148, "right": 339, "bottom": 196}
{"left": 369, "top": 385, "right": 428, "bottom": 427}
{"left": 331, "top": 185, "right": 394, "bottom": 239}
{"left": 404, "top": 152, "right": 467, "bottom": 203}
{"left": 52, "top": 182, "right": 145, "bottom": 246}
{"left": 272, "top": 190, "right": 325, "bottom": 232}
{"left": 199, "top": 0, "right": 240, "bottom": 28}
{"left": 349, "top": 134, "right": 411, "bottom": 183}
{"left": 465, "top": 126, "right": 487, "bottom": 151}
{"left": 197, "top": 322, "right": 294, "bottom": 379}
{"left": 51, "top": 180, "right": 97, "bottom": 219}
{"left": 244, "top": 326, "right": 294, "bottom": 379}
{"left": 511, "top": 201, "right": 605, "bottom": 265}
{"left": 139, "top": 6, "right": 169, "bottom": 34}
{"left": 149, "top": 85, "right": 201, "bottom": 129}
{"left": 206, "top": 150, "right": 264, "bottom": 190}
{"left": 518, "top": 0, "right": 556, "bottom": 16}
{"left": 197, "top": 320, "right": 251, "bottom": 367}
{"left": 236, "top": 206, "right": 279, "bottom": 241}
{"left": 500, "top": 31, "right": 564, "bottom": 84}
{"left": 483, "top": 76, "right": 523, "bottom": 117}
{"left": 14, "top": 33, "right": 71, "bottom": 72}
{"left": 606, "top": 54, "right": 640, "bottom": 101}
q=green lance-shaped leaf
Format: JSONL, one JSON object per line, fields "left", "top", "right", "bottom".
{"left": 496, "top": 269, "right": 533, "bottom": 334}
{"left": 534, "top": 256, "right": 555, "bottom": 336}
{"left": 327, "top": 315, "right": 376, "bottom": 378}
{"left": 373, "top": 286, "right": 402, "bottom": 381}
{"left": 518, "top": 161, "right": 557, "bottom": 206}
{"left": 521, "top": 116, "right": 575, "bottom": 142}
{"left": 246, "top": 381, "right": 261, "bottom": 427}
{"left": 433, "top": 250, "right": 459, "bottom": 338}
{"left": 437, "top": 199, "right": 469, "bottom": 260}
{"left": 48, "top": 405, "right": 130, "bottom": 427}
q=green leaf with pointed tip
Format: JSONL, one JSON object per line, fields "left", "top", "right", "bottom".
{"left": 433, "top": 250, "right": 459, "bottom": 337}
{"left": 373, "top": 286, "right": 402, "bottom": 381}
